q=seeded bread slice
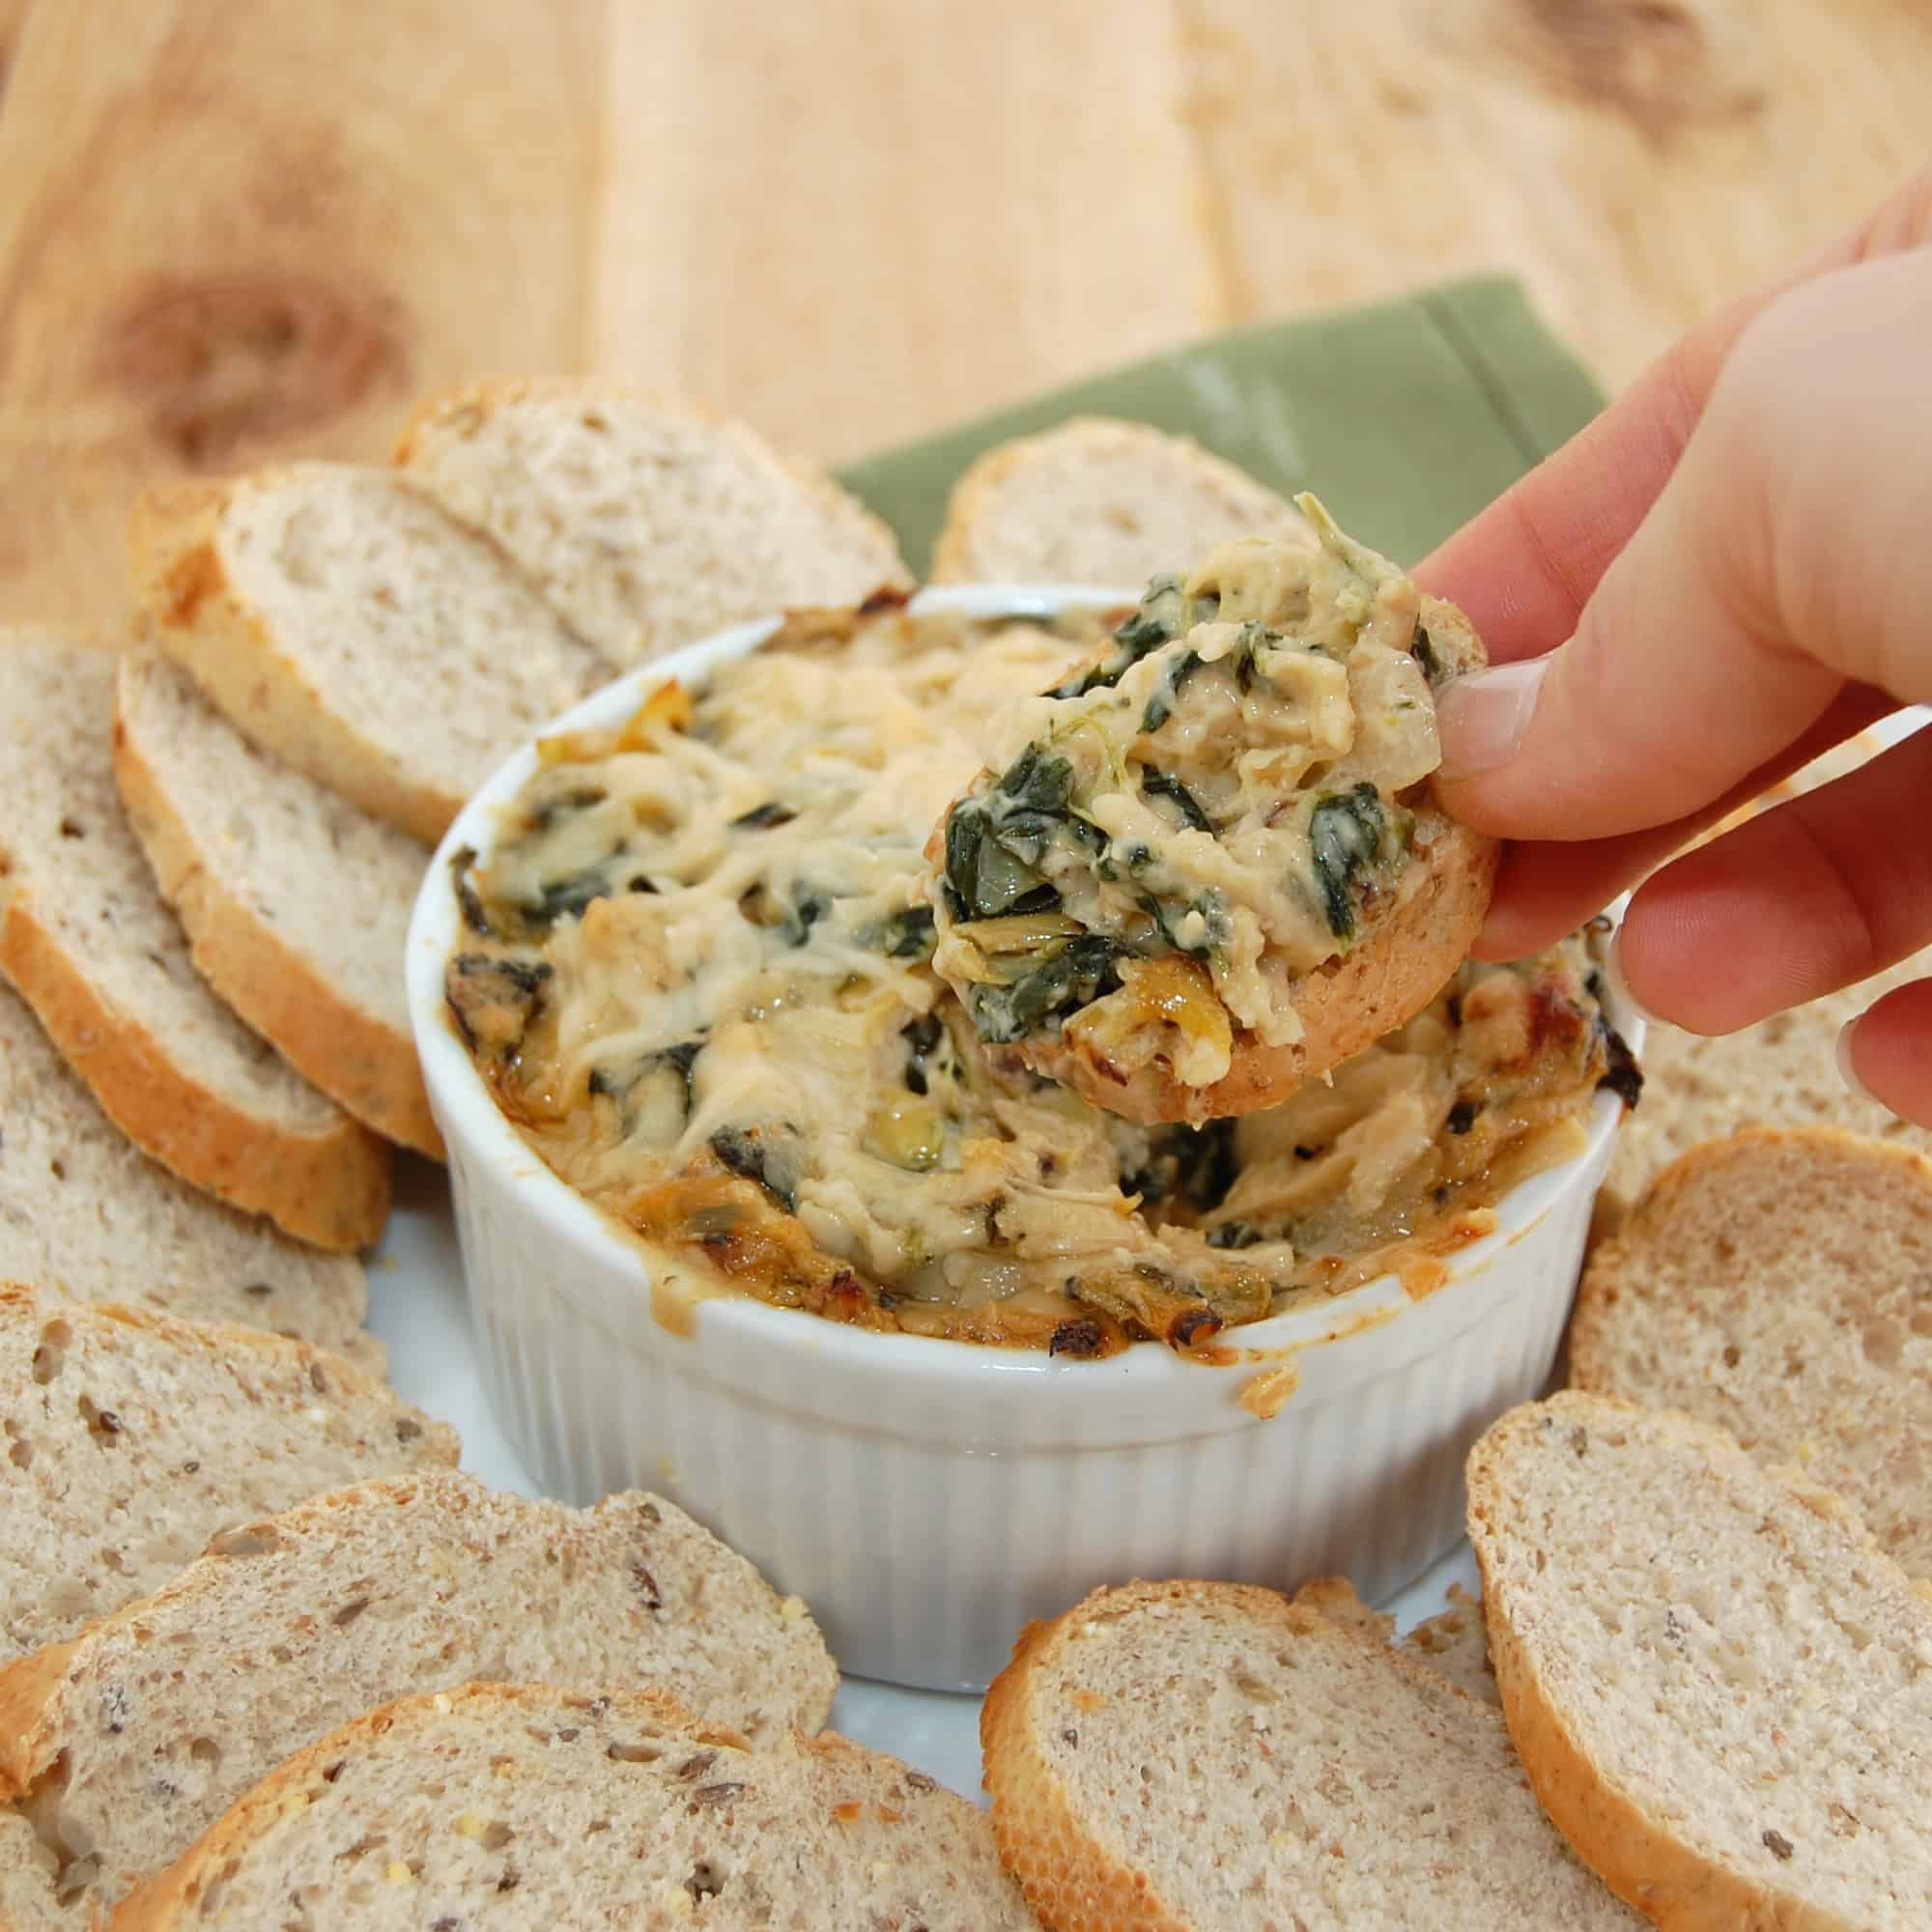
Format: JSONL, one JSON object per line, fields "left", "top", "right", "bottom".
{"left": 1467, "top": 1392, "right": 1932, "bottom": 1927}
{"left": 393, "top": 380, "right": 911, "bottom": 669}
{"left": 1403, "top": 1583, "right": 1497, "bottom": 1705}
{"left": 0, "top": 984, "right": 372, "bottom": 1365}
{"left": 112, "top": 1683, "right": 1035, "bottom": 1932}
{"left": 0, "top": 1284, "right": 454, "bottom": 1665}
{"left": 0, "top": 1470, "right": 838, "bottom": 1926}
{"left": 930, "top": 416, "right": 1312, "bottom": 585}
{"left": 112, "top": 650, "right": 440, "bottom": 1158}
{"left": 129, "top": 467, "right": 611, "bottom": 842}
{"left": 1600, "top": 944, "right": 1932, "bottom": 1221}
{"left": 980, "top": 1577, "right": 1641, "bottom": 1931}
{"left": 0, "top": 635, "right": 388, "bottom": 1250}
{"left": 1571, "top": 1126, "right": 1932, "bottom": 1577}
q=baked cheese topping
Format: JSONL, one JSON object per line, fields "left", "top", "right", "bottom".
{"left": 447, "top": 599, "right": 1632, "bottom": 1356}
{"left": 931, "top": 501, "right": 1481, "bottom": 1090}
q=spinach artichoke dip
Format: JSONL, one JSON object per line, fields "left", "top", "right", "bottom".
{"left": 447, "top": 593, "right": 1637, "bottom": 1359}
{"left": 930, "top": 500, "right": 1496, "bottom": 1123}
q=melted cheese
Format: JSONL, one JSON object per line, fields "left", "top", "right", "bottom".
{"left": 447, "top": 603, "right": 1623, "bottom": 1354}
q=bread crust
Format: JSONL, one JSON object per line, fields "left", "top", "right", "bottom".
{"left": 1467, "top": 1393, "right": 1888, "bottom": 1931}
{"left": 928, "top": 415, "right": 1307, "bottom": 584}
{"left": 111, "top": 654, "right": 442, "bottom": 1159}
{"left": 130, "top": 478, "right": 464, "bottom": 843}
{"left": 0, "top": 895, "right": 389, "bottom": 1251}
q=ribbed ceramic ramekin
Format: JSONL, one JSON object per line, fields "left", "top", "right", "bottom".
{"left": 407, "top": 585, "right": 1639, "bottom": 1692}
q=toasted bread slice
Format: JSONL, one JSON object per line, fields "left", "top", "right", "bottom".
{"left": 394, "top": 380, "right": 910, "bottom": 669}
{"left": 0, "top": 633, "right": 388, "bottom": 1249}
{"left": 1571, "top": 1126, "right": 1932, "bottom": 1577}
{"left": 929, "top": 415, "right": 1312, "bottom": 585}
{"left": 1467, "top": 1392, "right": 1932, "bottom": 1926}
{"left": 129, "top": 466, "right": 611, "bottom": 842}
{"left": 112, "top": 1683, "right": 1033, "bottom": 1932}
{"left": 0, "top": 1285, "right": 453, "bottom": 1664}
{"left": 0, "top": 984, "right": 373, "bottom": 1365}
{"left": 0, "top": 1472, "right": 838, "bottom": 1925}
{"left": 112, "top": 649, "right": 440, "bottom": 1158}
{"left": 982, "top": 1577, "right": 1639, "bottom": 1930}
{"left": 928, "top": 518, "right": 1496, "bottom": 1123}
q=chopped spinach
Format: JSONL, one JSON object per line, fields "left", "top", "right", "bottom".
{"left": 1206, "top": 1220, "right": 1265, "bottom": 1251}
{"left": 444, "top": 952, "right": 552, "bottom": 1056}
{"left": 1140, "top": 649, "right": 1204, "bottom": 733}
{"left": 1050, "top": 575, "right": 1216, "bottom": 698}
{"left": 730, "top": 800, "right": 797, "bottom": 830}
{"left": 1122, "top": 1119, "right": 1236, "bottom": 1214}
{"left": 1308, "top": 782, "right": 1395, "bottom": 943}
{"left": 900, "top": 1010, "right": 947, "bottom": 1094}
{"left": 1139, "top": 767, "right": 1212, "bottom": 834}
{"left": 870, "top": 903, "right": 936, "bottom": 961}
{"left": 590, "top": 1038, "right": 703, "bottom": 1144}
{"left": 708, "top": 1123, "right": 802, "bottom": 1214}
{"left": 944, "top": 746, "right": 1089, "bottom": 921}
{"left": 966, "top": 934, "right": 1120, "bottom": 1043}
{"left": 1410, "top": 619, "right": 1443, "bottom": 684}
{"left": 525, "top": 870, "right": 617, "bottom": 928}
{"left": 1597, "top": 1023, "right": 1644, "bottom": 1109}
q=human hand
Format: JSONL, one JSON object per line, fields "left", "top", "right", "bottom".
{"left": 1423, "top": 170, "right": 1932, "bottom": 1128}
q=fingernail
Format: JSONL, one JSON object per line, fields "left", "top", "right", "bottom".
{"left": 1436, "top": 658, "right": 1549, "bottom": 779}
{"left": 1836, "top": 1014, "right": 1879, "bottom": 1107}
{"left": 1603, "top": 925, "right": 1658, "bottom": 1030}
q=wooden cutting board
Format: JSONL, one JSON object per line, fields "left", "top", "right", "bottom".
{"left": 0, "top": 0, "right": 1923, "bottom": 627}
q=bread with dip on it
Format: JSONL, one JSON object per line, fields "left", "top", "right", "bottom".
{"left": 925, "top": 502, "right": 1499, "bottom": 1124}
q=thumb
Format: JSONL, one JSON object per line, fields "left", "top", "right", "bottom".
{"left": 1435, "top": 248, "right": 1932, "bottom": 841}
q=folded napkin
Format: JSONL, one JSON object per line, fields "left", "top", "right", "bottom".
{"left": 838, "top": 275, "right": 1605, "bottom": 577}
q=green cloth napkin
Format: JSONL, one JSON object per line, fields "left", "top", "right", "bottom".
{"left": 838, "top": 275, "right": 1604, "bottom": 577}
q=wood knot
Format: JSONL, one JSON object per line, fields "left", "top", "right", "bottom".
{"left": 1503, "top": 0, "right": 1764, "bottom": 146}
{"left": 99, "top": 273, "right": 403, "bottom": 468}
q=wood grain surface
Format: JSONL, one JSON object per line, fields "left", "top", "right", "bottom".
{"left": 0, "top": 0, "right": 1924, "bottom": 625}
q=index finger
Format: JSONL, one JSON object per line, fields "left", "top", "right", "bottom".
{"left": 1417, "top": 170, "right": 1932, "bottom": 662}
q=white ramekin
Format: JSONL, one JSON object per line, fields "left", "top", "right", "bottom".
{"left": 407, "top": 585, "right": 1639, "bottom": 1692}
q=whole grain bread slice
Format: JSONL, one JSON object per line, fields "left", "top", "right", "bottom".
{"left": 394, "top": 379, "right": 910, "bottom": 669}
{"left": 1599, "top": 944, "right": 1932, "bottom": 1220}
{"left": 111, "top": 1683, "right": 1035, "bottom": 1932}
{"left": 1403, "top": 1583, "right": 1497, "bottom": 1705}
{"left": 130, "top": 466, "right": 612, "bottom": 842}
{"left": 980, "top": 1577, "right": 1641, "bottom": 1931}
{"left": 0, "top": 634, "right": 388, "bottom": 1249}
{"left": 930, "top": 415, "right": 1312, "bottom": 585}
{"left": 0, "top": 1283, "right": 454, "bottom": 1665}
{"left": 0, "top": 1470, "right": 839, "bottom": 1926}
{"left": 1467, "top": 1391, "right": 1932, "bottom": 1927}
{"left": 0, "top": 984, "right": 373, "bottom": 1365}
{"left": 112, "top": 649, "right": 440, "bottom": 1157}
{"left": 1571, "top": 1126, "right": 1932, "bottom": 1577}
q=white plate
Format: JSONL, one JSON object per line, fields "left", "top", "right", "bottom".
{"left": 368, "top": 1162, "right": 1478, "bottom": 1804}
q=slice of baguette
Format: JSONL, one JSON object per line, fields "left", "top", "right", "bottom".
{"left": 1571, "top": 1126, "right": 1932, "bottom": 1577}
{"left": 0, "top": 634, "right": 388, "bottom": 1250}
{"left": 930, "top": 415, "right": 1312, "bottom": 585}
{"left": 112, "top": 1683, "right": 1035, "bottom": 1932}
{"left": 980, "top": 1577, "right": 1641, "bottom": 1930}
{"left": 130, "top": 466, "right": 611, "bottom": 843}
{"left": 1403, "top": 1583, "right": 1497, "bottom": 1705}
{"left": 0, "top": 984, "right": 373, "bottom": 1365}
{"left": 0, "top": 1470, "right": 839, "bottom": 1925}
{"left": 1467, "top": 1391, "right": 1932, "bottom": 1926}
{"left": 1599, "top": 944, "right": 1931, "bottom": 1221}
{"left": 0, "top": 1284, "right": 454, "bottom": 1665}
{"left": 394, "top": 379, "right": 911, "bottom": 669}
{"left": 112, "top": 649, "right": 440, "bottom": 1158}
